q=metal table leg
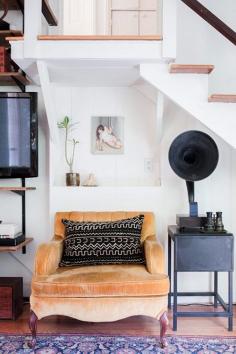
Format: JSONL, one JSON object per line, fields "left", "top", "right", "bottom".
{"left": 228, "top": 271, "right": 233, "bottom": 331}
{"left": 214, "top": 271, "right": 218, "bottom": 308}
{"left": 168, "top": 233, "right": 172, "bottom": 309}
{"left": 173, "top": 270, "right": 177, "bottom": 331}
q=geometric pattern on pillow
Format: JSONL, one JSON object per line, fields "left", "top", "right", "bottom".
{"left": 59, "top": 215, "right": 145, "bottom": 267}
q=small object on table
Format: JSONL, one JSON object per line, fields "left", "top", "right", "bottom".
{"left": 215, "top": 211, "right": 224, "bottom": 232}
{"left": 83, "top": 173, "right": 97, "bottom": 187}
{"left": 204, "top": 211, "right": 215, "bottom": 231}
{"left": 66, "top": 172, "right": 80, "bottom": 186}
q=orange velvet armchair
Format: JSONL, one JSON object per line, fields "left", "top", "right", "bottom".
{"left": 29, "top": 212, "right": 169, "bottom": 348}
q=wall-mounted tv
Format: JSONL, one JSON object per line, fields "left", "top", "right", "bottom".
{"left": 0, "top": 92, "right": 38, "bottom": 178}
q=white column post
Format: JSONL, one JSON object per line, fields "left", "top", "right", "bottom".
{"left": 37, "top": 60, "right": 59, "bottom": 144}
{"left": 155, "top": 90, "right": 164, "bottom": 184}
{"left": 162, "top": 0, "right": 177, "bottom": 60}
{"left": 24, "top": 0, "right": 42, "bottom": 58}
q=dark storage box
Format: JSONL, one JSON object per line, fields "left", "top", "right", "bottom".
{"left": 0, "top": 234, "right": 25, "bottom": 246}
{"left": 0, "top": 277, "right": 23, "bottom": 320}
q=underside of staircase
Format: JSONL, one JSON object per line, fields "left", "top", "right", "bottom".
{"left": 140, "top": 63, "right": 236, "bottom": 149}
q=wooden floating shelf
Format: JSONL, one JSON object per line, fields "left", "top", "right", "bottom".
{"left": 8, "top": 35, "right": 163, "bottom": 42}
{"left": 0, "top": 187, "right": 36, "bottom": 191}
{"left": 0, "top": 238, "right": 33, "bottom": 252}
{"left": 170, "top": 64, "right": 214, "bottom": 74}
{"left": 208, "top": 94, "right": 236, "bottom": 103}
{"left": 37, "top": 35, "right": 163, "bottom": 41}
{"left": 0, "top": 30, "right": 23, "bottom": 39}
{"left": 0, "top": 30, "right": 23, "bottom": 47}
{"left": 0, "top": 72, "right": 30, "bottom": 86}
{"left": 5, "top": 36, "right": 24, "bottom": 42}
{"left": 0, "top": 0, "right": 57, "bottom": 26}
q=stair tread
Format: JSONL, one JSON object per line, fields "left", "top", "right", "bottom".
{"left": 170, "top": 64, "right": 214, "bottom": 74}
{"left": 208, "top": 94, "right": 236, "bottom": 103}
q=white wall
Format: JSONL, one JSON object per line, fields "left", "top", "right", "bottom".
{"left": 52, "top": 86, "right": 159, "bottom": 187}
{"left": 49, "top": 86, "right": 235, "bottom": 303}
{"left": 177, "top": 0, "right": 236, "bottom": 94}
{"left": 4, "top": 11, "right": 23, "bottom": 31}
{"left": 0, "top": 83, "right": 234, "bottom": 302}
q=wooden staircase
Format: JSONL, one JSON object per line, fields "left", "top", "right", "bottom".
{"left": 169, "top": 64, "right": 236, "bottom": 103}
{"left": 140, "top": 62, "right": 236, "bottom": 149}
{"left": 170, "top": 64, "right": 236, "bottom": 104}
{"left": 170, "top": 64, "right": 214, "bottom": 74}
{"left": 208, "top": 94, "right": 236, "bottom": 103}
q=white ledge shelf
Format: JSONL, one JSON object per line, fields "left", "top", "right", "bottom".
{"left": 52, "top": 184, "right": 161, "bottom": 189}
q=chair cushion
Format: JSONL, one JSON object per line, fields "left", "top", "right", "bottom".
{"left": 59, "top": 215, "right": 145, "bottom": 267}
{"left": 32, "top": 264, "right": 169, "bottom": 298}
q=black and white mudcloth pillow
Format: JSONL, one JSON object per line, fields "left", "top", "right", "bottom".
{"left": 59, "top": 215, "right": 145, "bottom": 266}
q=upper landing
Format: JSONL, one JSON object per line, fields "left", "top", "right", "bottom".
{"left": 9, "top": 35, "right": 163, "bottom": 62}
{"left": 7, "top": 0, "right": 176, "bottom": 64}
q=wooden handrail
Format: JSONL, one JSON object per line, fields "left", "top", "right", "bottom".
{"left": 181, "top": 0, "right": 236, "bottom": 46}
{"left": 42, "top": 0, "right": 58, "bottom": 26}
{"left": 0, "top": 0, "right": 8, "bottom": 20}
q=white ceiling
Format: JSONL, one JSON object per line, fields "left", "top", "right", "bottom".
{"left": 49, "top": 66, "right": 140, "bottom": 86}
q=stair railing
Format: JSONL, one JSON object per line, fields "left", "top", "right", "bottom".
{"left": 0, "top": 0, "right": 8, "bottom": 21}
{"left": 180, "top": 0, "right": 236, "bottom": 46}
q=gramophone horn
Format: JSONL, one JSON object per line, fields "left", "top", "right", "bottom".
{"left": 168, "top": 130, "right": 219, "bottom": 182}
{"left": 168, "top": 130, "right": 219, "bottom": 217}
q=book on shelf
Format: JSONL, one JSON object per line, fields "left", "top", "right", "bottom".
{"left": 0, "top": 233, "right": 25, "bottom": 246}
{"left": 0, "top": 47, "right": 11, "bottom": 72}
{"left": 0, "top": 232, "right": 22, "bottom": 239}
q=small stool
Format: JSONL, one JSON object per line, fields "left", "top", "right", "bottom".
{"left": 0, "top": 277, "right": 23, "bottom": 320}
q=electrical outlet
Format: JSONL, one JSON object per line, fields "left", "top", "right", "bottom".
{"left": 144, "top": 158, "right": 154, "bottom": 173}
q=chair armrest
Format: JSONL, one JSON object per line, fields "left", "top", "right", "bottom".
{"left": 34, "top": 240, "right": 63, "bottom": 276}
{"left": 144, "top": 238, "right": 164, "bottom": 274}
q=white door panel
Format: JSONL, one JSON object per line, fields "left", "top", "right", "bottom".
{"left": 140, "top": 11, "right": 157, "bottom": 35}
{"left": 112, "top": 11, "right": 139, "bottom": 35}
{"left": 63, "top": 0, "right": 96, "bottom": 34}
{"left": 111, "top": 0, "right": 139, "bottom": 10}
{"left": 140, "top": 0, "right": 157, "bottom": 10}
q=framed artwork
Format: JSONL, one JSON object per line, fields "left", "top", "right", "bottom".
{"left": 91, "top": 116, "right": 124, "bottom": 154}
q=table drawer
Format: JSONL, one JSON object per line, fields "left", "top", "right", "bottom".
{"left": 175, "top": 236, "right": 234, "bottom": 271}
{"left": 0, "top": 287, "right": 12, "bottom": 319}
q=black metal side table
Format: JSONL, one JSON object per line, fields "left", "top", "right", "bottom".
{"left": 168, "top": 225, "right": 234, "bottom": 331}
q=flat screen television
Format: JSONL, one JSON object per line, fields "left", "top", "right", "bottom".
{"left": 0, "top": 93, "right": 38, "bottom": 178}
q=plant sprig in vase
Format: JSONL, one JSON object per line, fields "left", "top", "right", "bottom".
{"left": 57, "top": 116, "right": 80, "bottom": 186}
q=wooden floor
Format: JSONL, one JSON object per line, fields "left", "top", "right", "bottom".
{"left": 0, "top": 304, "right": 235, "bottom": 337}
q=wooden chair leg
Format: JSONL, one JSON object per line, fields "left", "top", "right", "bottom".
{"left": 28, "top": 310, "right": 38, "bottom": 348}
{"left": 159, "top": 311, "right": 168, "bottom": 348}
